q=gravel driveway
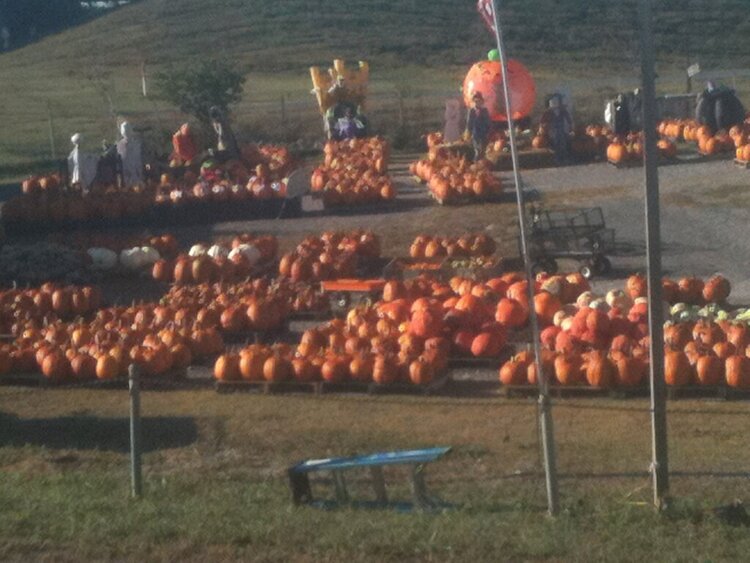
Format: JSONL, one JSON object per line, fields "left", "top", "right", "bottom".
{"left": 522, "top": 158, "right": 750, "bottom": 302}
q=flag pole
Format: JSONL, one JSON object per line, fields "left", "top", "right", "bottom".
{"left": 489, "top": 0, "right": 559, "bottom": 516}
{"left": 637, "top": 0, "right": 670, "bottom": 510}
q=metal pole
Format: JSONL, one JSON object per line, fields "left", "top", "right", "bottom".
{"left": 129, "top": 363, "right": 143, "bottom": 498}
{"left": 490, "top": 0, "right": 559, "bottom": 516}
{"left": 638, "top": 0, "right": 670, "bottom": 509}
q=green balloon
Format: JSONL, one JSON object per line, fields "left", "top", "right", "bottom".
{"left": 488, "top": 49, "right": 500, "bottom": 61}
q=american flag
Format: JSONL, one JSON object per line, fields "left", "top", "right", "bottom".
{"left": 477, "top": 0, "right": 496, "bottom": 34}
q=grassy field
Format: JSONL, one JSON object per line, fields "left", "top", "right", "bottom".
{"left": 2, "top": 388, "right": 750, "bottom": 561}
{"left": 3, "top": 0, "right": 750, "bottom": 178}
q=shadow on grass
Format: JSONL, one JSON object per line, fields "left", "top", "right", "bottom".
{"left": 0, "top": 413, "right": 199, "bottom": 453}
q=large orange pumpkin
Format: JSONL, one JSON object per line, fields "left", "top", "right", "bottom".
{"left": 664, "top": 349, "right": 692, "bottom": 386}
{"left": 533, "top": 292, "right": 561, "bottom": 326}
{"left": 554, "top": 353, "right": 584, "bottom": 386}
{"left": 584, "top": 351, "right": 615, "bottom": 388}
{"left": 495, "top": 298, "right": 528, "bottom": 328}
{"left": 214, "top": 354, "right": 241, "bottom": 381}
{"left": 725, "top": 355, "right": 750, "bottom": 388}
{"left": 695, "top": 355, "right": 723, "bottom": 386}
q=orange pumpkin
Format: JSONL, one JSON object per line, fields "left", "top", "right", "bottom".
{"left": 695, "top": 355, "right": 723, "bottom": 386}
{"left": 554, "top": 353, "right": 584, "bottom": 386}
{"left": 584, "top": 351, "right": 615, "bottom": 388}
{"left": 725, "top": 355, "right": 750, "bottom": 388}
{"left": 214, "top": 354, "right": 241, "bottom": 381}
{"left": 664, "top": 349, "right": 692, "bottom": 386}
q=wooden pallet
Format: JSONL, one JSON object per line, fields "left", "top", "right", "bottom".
{"left": 734, "top": 158, "right": 750, "bottom": 169}
{"left": 499, "top": 384, "right": 650, "bottom": 399}
{"left": 667, "top": 385, "right": 750, "bottom": 401}
{"left": 0, "top": 369, "right": 191, "bottom": 390}
{"left": 215, "top": 375, "right": 449, "bottom": 396}
{"left": 608, "top": 157, "right": 679, "bottom": 169}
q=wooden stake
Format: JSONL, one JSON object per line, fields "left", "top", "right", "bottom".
{"left": 129, "top": 364, "right": 143, "bottom": 498}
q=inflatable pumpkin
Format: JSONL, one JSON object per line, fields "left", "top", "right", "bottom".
{"left": 462, "top": 59, "right": 536, "bottom": 122}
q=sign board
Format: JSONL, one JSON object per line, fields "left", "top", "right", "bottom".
{"left": 285, "top": 168, "right": 310, "bottom": 199}
{"left": 687, "top": 63, "right": 701, "bottom": 78}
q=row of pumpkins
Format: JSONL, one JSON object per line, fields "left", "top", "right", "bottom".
{"left": 0, "top": 283, "right": 102, "bottom": 335}
{"left": 409, "top": 234, "right": 497, "bottom": 260}
{"left": 278, "top": 230, "right": 381, "bottom": 283}
{"left": 4, "top": 145, "right": 297, "bottom": 228}
{"left": 410, "top": 153, "right": 502, "bottom": 204}
{"left": 498, "top": 273, "right": 750, "bottom": 388}
{"left": 606, "top": 132, "right": 678, "bottom": 163}
{"left": 213, "top": 271, "right": 595, "bottom": 386}
{"left": 657, "top": 119, "right": 736, "bottom": 156}
{"left": 310, "top": 137, "right": 396, "bottom": 206}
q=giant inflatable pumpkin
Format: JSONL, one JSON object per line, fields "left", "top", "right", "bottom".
{"left": 463, "top": 59, "right": 536, "bottom": 122}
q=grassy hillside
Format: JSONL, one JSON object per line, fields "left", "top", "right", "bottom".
{"left": 2, "top": 0, "right": 750, "bottom": 174}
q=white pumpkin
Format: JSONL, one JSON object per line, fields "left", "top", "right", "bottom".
{"left": 576, "top": 291, "right": 596, "bottom": 308}
{"left": 540, "top": 277, "right": 564, "bottom": 299}
{"left": 188, "top": 244, "right": 207, "bottom": 257}
{"left": 229, "top": 244, "right": 261, "bottom": 266}
{"left": 119, "top": 248, "right": 144, "bottom": 270}
{"left": 552, "top": 310, "right": 568, "bottom": 328}
{"left": 207, "top": 244, "right": 229, "bottom": 259}
{"left": 605, "top": 289, "right": 632, "bottom": 311}
{"left": 560, "top": 317, "right": 574, "bottom": 332}
{"left": 139, "top": 246, "right": 161, "bottom": 265}
{"left": 87, "top": 247, "right": 118, "bottom": 270}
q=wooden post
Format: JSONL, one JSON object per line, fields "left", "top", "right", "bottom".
{"left": 141, "top": 62, "right": 148, "bottom": 98}
{"left": 129, "top": 364, "right": 143, "bottom": 498}
{"left": 638, "top": 0, "right": 670, "bottom": 510}
{"left": 490, "top": 0, "right": 560, "bottom": 517}
{"left": 280, "top": 94, "right": 288, "bottom": 137}
{"left": 46, "top": 101, "right": 56, "bottom": 159}
{"left": 397, "top": 90, "right": 405, "bottom": 128}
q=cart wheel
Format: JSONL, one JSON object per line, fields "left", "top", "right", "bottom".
{"left": 579, "top": 262, "right": 593, "bottom": 280}
{"left": 592, "top": 256, "right": 612, "bottom": 275}
{"left": 532, "top": 258, "right": 558, "bottom": 275}
{"left": 330, "top": 292, "right": 350, "bottom": 317}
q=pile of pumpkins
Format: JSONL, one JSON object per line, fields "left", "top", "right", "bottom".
{"left": 409, "top": 234, "right": 497, "bottom": 259}
{"left": 2, "top": 185, "right": 156, "bottom": 228}
{"left": 163, "top": 278, "right": 329, "bottom": 328}
{"left": 410, "top": 153, "right": 502, "bottom": 204}
{"left": 310, "top": 137, "right": 396, "bottom": 207}
{"left": 606, "top": 132, "right": 677, "bottom": 163}
{"left": 658, "top": 119, "right": 736, "bottom": 156}
{"left": 498, "top": 273, "right": 750, "bottom": 389}
{"left": 4, "top": 145, "right": 298, "bottom": 230}
{"left": 214, "top": 271, "right": 593, "bottom": 386}
{"left": 278, "top": 230, "right": 381, "bottom": 283}
{"left": 151, "top": 235, "right": 278, "bottom": 284}
{"left": 159, "top": 144, "right": 297, "bottom": 203}
{"left": 0, "top": 283, "right": 102, "bottom": 335}
{"left": 531, "top": 124, "right": 610, "bottom": 161}
{"left": 3, "top": 304, "right": 226, "bottom": 382}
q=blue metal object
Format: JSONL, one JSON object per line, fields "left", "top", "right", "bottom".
{"left": 288, "top": 447, "right": 452, "bottom": 511}
{"left": 289, "top": 447, "right": 451, "bottom": 474}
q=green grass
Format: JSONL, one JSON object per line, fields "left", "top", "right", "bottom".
{"left": 4, "top": 0, "right": 750, "bottom": 179}
{"left": 2, "top": 389, "right": 750, "bottom": 560}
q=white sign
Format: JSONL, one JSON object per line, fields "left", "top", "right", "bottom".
{"left": 687, "top": 63, "right": 701, "bottom": 78}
